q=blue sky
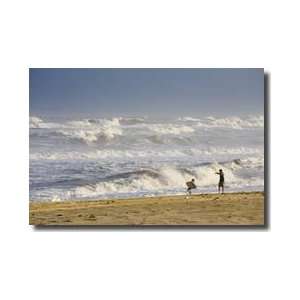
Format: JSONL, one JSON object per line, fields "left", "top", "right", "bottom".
{"left": 30, "top": 68, "right": 264, "bottom": 117}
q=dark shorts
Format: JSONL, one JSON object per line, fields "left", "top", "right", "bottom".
{"left": 218, "top": 181, "right": 224, "bottom": 187}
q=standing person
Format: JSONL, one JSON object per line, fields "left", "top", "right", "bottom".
{"left": 216, "top": 169, "right": 225, "bottom": 194}
{"left": 186, "top": 178, "right": 196, "bottom": 199}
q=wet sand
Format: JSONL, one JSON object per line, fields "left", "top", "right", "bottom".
{"left": 29, "top": 192, "right": 264, "bottom": 226}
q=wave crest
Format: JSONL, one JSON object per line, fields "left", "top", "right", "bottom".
{"left": 148, "top": 124, "right": 195, "bottom": 135}
{"left": 71, "top": 159, "right": 261, "bottom": 199}
{"left": 198, "top": 115, "right": 263, "bottom": 129}
{"left": 30, "top": 116, "right": 43, "bottom": 128}
{"left": 30, "top": 146, "right": 263, "bottom": 161}
{"left": 58, "top": 118, "right": 122, "bottom": 144}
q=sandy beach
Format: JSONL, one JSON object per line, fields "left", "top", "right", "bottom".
{"left": 29, "top": 191, "right": 264, "bottom": 226}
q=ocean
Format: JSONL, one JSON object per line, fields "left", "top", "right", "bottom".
{"left": 29, "top": 115, "right": 264, "bottom": 202}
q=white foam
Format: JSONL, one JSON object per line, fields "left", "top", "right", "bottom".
{"left": 57, "top": 118, "right": 122, "bottom": 144}
{"left": 118, "top": 116, "right": 146, "bottom": 125}
{"left": 30, "top": 116, "right": 43, "bottom": 128}
{"left": 178, "top": 117, "right": 201, "bottom": 122}
{"left": 197, "top": 115, "right": 264, "bottom": 129}
{"left": 192, "top": 162, "right": 239, "bottom": 186}
{"left": 29, "top": 116, "right": 62, "bottom": 129}
{"left": 30, "top": 146, "right": 263, "bottom": 161}
{"left": 240, "top": 156, "right": 264, "bottom": 168}
{"left": 72, "top": 160, "right": 259, "bottom": 199}
{"left": 73, "top": 166, "right": 186, "bottom": 198}
{"left": 30, "top": 115, "right": 264, "bottom": 201}
{"left": 147, "top": 124, "right": 195, "bottom": 135}
{"left": 186, "top": 146, "right": 262, "bottom": 156}
{"left": 66, "top": 117, "right": 120, "bottom": 128}
{"left": 51, "top": 195, "right": 61, "bottom": 202}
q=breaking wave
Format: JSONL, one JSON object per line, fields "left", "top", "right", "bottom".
{"left": 118, "top": 116, "right": 146, "bottom": 125}
{"left": 178, "top": 117, "right": 201, "bottom": 122}
{"left": 197, "top": 115, "right": 264, "bottom": 129}
{"left": 30, "top": 146, "right": 262, "bottom": 161}
{"left": 70, "top": 158, "right": 263, "bottom": 199}
{"left": 30, "top": 114, "right": 264, "bottom": 201}
{"left": 57, "top": 128, "right": 122, "bottom": 144}
{"left": 57, "top": 118, "right": 122, "bottom": 144}
{"left": 147, "top": 124, "right": 195, "bottom": 135}
{"left": 30, "top": 116, "right": 122, "bottom": 144}
{"left": 30, "top": 116, "right": 62, "bottom": 129}
{"left": 30, "top": 116, "right": 43, "bottom": 128}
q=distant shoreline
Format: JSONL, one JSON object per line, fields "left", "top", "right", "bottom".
{"left": 30, "top": 191, "right": 264, "bottom": 226}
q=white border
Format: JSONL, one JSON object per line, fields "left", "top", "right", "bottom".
{"left": 1, "top": 1, "right": 300, "bottom": 299}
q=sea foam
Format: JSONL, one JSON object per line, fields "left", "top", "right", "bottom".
{"left": 30, "top": 115, "right": 264, "bottom": 201}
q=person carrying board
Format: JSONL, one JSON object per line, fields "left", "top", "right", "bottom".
{"left": 186, "top": 178, "right": 196, "bottom": 199}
